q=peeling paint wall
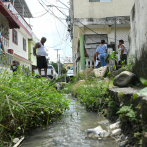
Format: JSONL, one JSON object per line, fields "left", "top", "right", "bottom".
{"left": 74, "top": 0, "right": 135, "bottom": 19}
{"left": 129, "top": 0, "right": 147, "bottom": 78}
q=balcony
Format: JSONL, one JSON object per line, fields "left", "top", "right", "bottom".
{"left": 0, "top": 52, "right": 14, "bottom": 68}
{"left": 1, "top": 34, "right": 9, "bottom": 50}
{"left": 3, "top": 1, "right": 32, "bottom": 36}
{"left": 85, "top": 58, "right": 95, "bottom": 69}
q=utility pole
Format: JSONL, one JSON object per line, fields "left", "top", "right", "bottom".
{"left": 59, "top": 54, "right": 60, "bottom": 76}
{"left": 54, "top": 49, "right": 61, "bottom": 77}
{"left": 114, "top": 16, "right": 117, "bottom": 51}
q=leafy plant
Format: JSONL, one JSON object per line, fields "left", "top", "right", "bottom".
{"left": 121, "top": 55, "right": 135, "bottom": 71}
{"left": 117, "top": 105, "right": 138, "bottom": 122}
{"left": 105, "top": 51, "right": 118, "bottom": 64}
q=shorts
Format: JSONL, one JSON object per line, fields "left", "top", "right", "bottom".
{"left": 121, "top": 54, "right": 127, "bottom": 64}
{"left": 37, "top": 56, "right": 47, "bottom": 69}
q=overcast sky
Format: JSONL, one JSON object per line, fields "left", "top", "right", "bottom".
{"left": 25, "top": 0, "right": 72, "bottom": 63}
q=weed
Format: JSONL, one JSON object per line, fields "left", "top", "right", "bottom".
{"left": 117, "top": 105, "right": 138, "bottom": 123}
{"left": 0, "top": 68, "right": 70, "bottom": 145}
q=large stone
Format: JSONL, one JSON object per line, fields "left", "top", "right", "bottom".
{"left": 110, "top": 122, "right": 121, "bottom": 130}
{"left": 113, "top": 71, "right": 138, "bottom": 87}
{"left": 109, "top": 68, "right": 126, "bottom": 78}
{"left": 112, "top": 129, "right": 121, "bottom": 136}
{"left": 94, "top": 66, "right": 108, "bottom": 78}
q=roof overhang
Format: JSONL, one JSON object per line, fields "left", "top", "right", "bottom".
{"left": 10, "top": 0, "right": 33, "bottom": 18}
{"left": 0, "top": 1, "right": 20, "bottom": 29}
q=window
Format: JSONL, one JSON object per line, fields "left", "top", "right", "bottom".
{"left": 23, "top": 38, "right": 26, "bottom": 51}
{"left": 67, "top": 66, "right": 71, "bottom": 69}
{"left": 12, "top": 29, "right": 18, "bottom": 45}
{"left": 89, "top": 0, "right": 111, "bottom": 2}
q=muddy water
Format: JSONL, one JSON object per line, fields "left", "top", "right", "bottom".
{"left": 22, "top": 95, "right": 118, "bottom": 147}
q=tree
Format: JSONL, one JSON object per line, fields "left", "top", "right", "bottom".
{"left": 51, "top": 62, "right": 67, "bottom": 74}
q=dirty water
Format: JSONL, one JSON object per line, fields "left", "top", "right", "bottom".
{"left": 22, "top": 95, "right": 118, "bottom": 147}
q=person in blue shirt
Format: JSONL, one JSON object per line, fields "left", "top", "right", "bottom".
{"left": 96, "top": 40, "right": 107, "bottom": 67}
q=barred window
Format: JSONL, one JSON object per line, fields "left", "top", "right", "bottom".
{"left": 23, "top": 38, "right": 26, "bottom": 51}
{"left": 12, "top": 29, "right": 18, "bottom": 45}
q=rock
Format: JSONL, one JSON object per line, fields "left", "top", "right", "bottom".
{"left": 94, "top": 66, "right": 108, "bottom": 78}
{"left": 110, "top": 122, "right": 121, "bottom": 130}
{"left": 112, "top": 129, "right": 121, "bottom": 136}
{"left": 13, "top": 138, "right": 19, "bottom": 144}
{"left": 142, "top": 132, "right": 147, "bottom": 147}
{"left": 109, "top": 68, "right": 126, "bottom": 78}
{"left": 86, "top": 126, "right": 110, "bottom": 138}
{"left": 113, "top": 71, "right": 138, "bottom": 87}
{"left": 119, "top": 140, "right": 128, "bottom": 147}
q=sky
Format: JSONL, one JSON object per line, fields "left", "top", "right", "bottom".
{"left": 25, "top": 0, "right": 72, "bottom": 63}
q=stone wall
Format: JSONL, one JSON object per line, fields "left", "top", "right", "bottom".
{"left": 128, "top": 0, "right": 147, "bottom": 78}
{"left": 109, "top": 87, "right": 147, "bottom": 147}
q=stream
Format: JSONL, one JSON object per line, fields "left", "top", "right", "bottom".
{"left": 22, "top": 95, "right": 118, "bottom": 147}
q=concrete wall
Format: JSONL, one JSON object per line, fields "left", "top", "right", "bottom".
{"left": 74, "top": 0, "right": 135, "bottom": 19}
{"left": 9, "top": 29, "right": 28, "bottom": 60}
{"left": 128, "top": 0, "right": 147, "bottom": 78}
{"left": 28, "top": 40, "right": 37, "bottom": 66}
{"left": 63, "top": 63, "right": 73, "bottom": 70}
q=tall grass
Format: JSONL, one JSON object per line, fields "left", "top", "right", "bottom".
{"left": 63, "top": 73, "right": 112, "bottom": 112}
{"left": 0, "top": 67, "right": 69, "bottom": 146}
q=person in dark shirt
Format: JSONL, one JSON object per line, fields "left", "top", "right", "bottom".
{"left": 10, "top": 61, "right": 18, "bottom": 72}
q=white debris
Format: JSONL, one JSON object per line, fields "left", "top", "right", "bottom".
{"left": 112, "top": 129, "right": 121, "bottom": 136}
{"left": 13, "top": 138, "right": 19, "bottom": 144}
{"left": 86, "top": 126, "right": 110, "bottom": 138}
{"left": 110, "top": 122, "right": 121, "bottom": 130}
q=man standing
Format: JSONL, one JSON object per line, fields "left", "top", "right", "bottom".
{"left": 33, "top": 37, "right": 48, "bottom": 78}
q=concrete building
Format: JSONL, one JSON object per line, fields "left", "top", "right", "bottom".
{"left": 128, "top": 0, "right": 147, "bottom": 79}
{"left": 63, "top": 63, "right": 73, "bottom": 71}
{"left": 69, "top": 0, "right": 135, "bottom": 73}
{"left": 0, "top": 0, "right": 20, "bottom": 69}
{"left": 28, "top": 32, "right": 40, "bottom": 71}
{"left": 1, "top": 0, "right": 33, "bottom": 70}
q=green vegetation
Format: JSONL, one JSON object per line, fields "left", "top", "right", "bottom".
{"left": 62, "top": 73, "right": 114, "bottom": 112}
{"left": 51, "top": 62, "right": 67, "bottom": 74}
{"left": 0, "top": 67, "right": 69, "bottom": 146}
{"left": 117, "top": 105, "right": 138, "bottom": 123}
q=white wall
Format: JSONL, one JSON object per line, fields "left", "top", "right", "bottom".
{"left": 9, "top": 28, "right": 28, "bottom": 60}
{"left": 74, "top": 0, "right": 135, "bottom": 18}
{"left": 128, "top": 0, "right": 147, "bottom": 78}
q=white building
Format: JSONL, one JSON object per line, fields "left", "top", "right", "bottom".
{"left": 2, "top": 0, "right": 33, "bottom": 70}
{"left": 69, "top": 0, "right": 135, "bottom": 73}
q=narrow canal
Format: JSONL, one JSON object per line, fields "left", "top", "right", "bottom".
{"left": 22, "top": 95, "right": 118, "bottom": 147}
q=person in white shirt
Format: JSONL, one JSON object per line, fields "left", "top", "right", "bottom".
{"left": 118, "top": 40, "right": 128, "bottom": 65}
{"left": 33, "top": 37, "right": 47, "bottom": 78}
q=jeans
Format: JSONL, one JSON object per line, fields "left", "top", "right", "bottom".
{"left": 100, "top": 53, "right": 107, "bottom": 67}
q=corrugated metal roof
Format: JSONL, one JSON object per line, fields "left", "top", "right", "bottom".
{"left": 10, "top": 0, "right": 32, "bottom": 18}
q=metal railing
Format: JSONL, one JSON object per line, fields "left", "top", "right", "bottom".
{"left": 0, "top": 53, "right": 14, "bottom": 68}
{"left": 1, "top": 35, "right": 9, "bottom": 50}
{"left": 3, "top": 1, "right": 32, "bottom": 35}
{"left": 85, "top": 58, "right": 95, "bottom": 69}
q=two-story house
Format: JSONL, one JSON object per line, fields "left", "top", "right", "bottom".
{"left": 0, "top": 0, "right": 20, "bottom": 69}
{"left": 2, "top": 0, "right": 33, "bottom": 71}
{"left": 69, "top": 0, "right": 135, "bottom": 73}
